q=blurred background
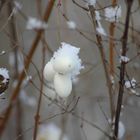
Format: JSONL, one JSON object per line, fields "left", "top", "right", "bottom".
{"left": 0, "top": 0, "right": 140, "bottom": 140}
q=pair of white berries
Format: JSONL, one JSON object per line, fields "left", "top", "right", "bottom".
{"left": 43, "top": 42, "right": 83, "bottom": 98}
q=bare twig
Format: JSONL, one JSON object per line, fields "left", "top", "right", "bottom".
{"left": 114, "top": 0, "right": 133, "bottom": 139}
{"left": 88, "top": 5, "right": 115, "bottom": 122}
{"left": 0, "top": 0, "right": 55, "bottom": 136}
{"left": 7, "top": 1, "right": 23, "bottom": 139}
{"left": 33, "top": 46, "right": 45, "bottom": 140}
{"left": 72, "top": 0, "right": 89, "bottom": 11}
{"left": 109, "top": 0, "right": 117, "bottom": 77}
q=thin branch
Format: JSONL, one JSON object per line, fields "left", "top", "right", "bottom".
{"left": 33, "top": 46, "right": 45, "bottom": 140}
{"left": 88, "top": 5, "right": 115, "bottom": 122}
{"left": 7, "top": 1, "right": 24, "bottom": 139}
{"left": 109, "top": 0, "right": 117, "bottom": 77}
{"left": 72, "top": 0, "right": 89, "bottom": 11}
{"left": 0, "top": 0, "right": 55, "bottom": 136}
{"left": 114, "top": 0, "right": 133, "bottom": 139}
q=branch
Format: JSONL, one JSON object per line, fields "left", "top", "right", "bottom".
{"left": 109, "top": 0, "right": 117, "bottom": 77}
{"left": 114, "top": 0, "right": 133, "bottom": 139}
{"left": 72, "top": 0, "right": 89, "bottom": 11}
{"left": 33, "top": 46, "right": 45, "bottom": 140}
{"left": 88, "top": 5, "right": 115, "bottom": 121}
{"left": 0, "top": 0, "right": 55, "bottom": 136}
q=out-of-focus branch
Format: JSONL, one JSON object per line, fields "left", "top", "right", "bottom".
{"left": 0, "top": 0, "right": 55, "bottom": 136}
{"left": 109, "top": 0, "right": 117, "bottom": 77}
{"left": 8, "top": 1, "right": 24, "bottom": 139}
{"left": 114, "top": 0, "right": 133, "bottom": 139}
{"left": 88, "top": 5, "right": 115, "bottom": 122}
{"left": 33, "top": 45, "right": 45, "bottom": 140}
{"left": 72, "top": 0, "right": 89, "bottom": 11}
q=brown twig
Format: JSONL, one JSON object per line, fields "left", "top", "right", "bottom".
{"left": 114, "top": 0, "right": 133, "bottom": 139}
{"left": 88, "top": 5, "right": 115, "bottom": 122}
{"left": 33, "top": 45, "right": 45, "bottom": 140}
{"left": 8, "top": 1, "right": 24, "bottom": 139}
{"left": 0, "top": 0, "right": 55, "bottom": 136}
{"left": 71, "top": 0, "right": 89, "bottom": 11}
{"left": 109, "top": 0, "right": 117, "bottom": 77}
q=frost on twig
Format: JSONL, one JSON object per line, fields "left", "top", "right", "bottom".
{"left": 0, "top": 68, "right": 10, "bottom": 95}
{"left": 43, "top": 42, "right": 84, "bottom": 98}
{"left": 119, "top": 56, "right": 130, "bottom": 63}
{"left": 125, "top": 78, "right": 140, "bottom": 96}
{"left": 26, "top": 17, "right": 48, "bottom": 30}
{"left": 95, "top": 10, "right": 106, "bottom": 36}
{"left": 67, "top": 21, "right": 76, "bottom": 29}
{"left": 96, "top": 21, "right": 107, "bottom": 36}
{"left": 105, "top": 5, "right": 122, "bottom": 22}
{"left": 36, "top": 123, "right": 69, "bottom": 140}
{"left": 125, "top": 78, "right": 136, "bottom": 89}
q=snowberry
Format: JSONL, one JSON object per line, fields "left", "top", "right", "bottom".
{"left": 43, "top": 60, "right": 56, "bottom": 82}
{"left": 54, "top": 73, "right": 72, "bottom": 98}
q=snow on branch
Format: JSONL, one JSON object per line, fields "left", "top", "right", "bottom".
{"left": 120, "top": 56, "right": 130, "bottom": 63}
{"left": 67, "top": 21, "right": 77, "bottom": 29}
{"left": 26, "top": 17, "right": 48, "bottom": 30}
{"left": 105, "top": 5, "right": 122, "bottom": 22}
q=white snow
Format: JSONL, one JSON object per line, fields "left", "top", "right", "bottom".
{"left": 94, "top": 10, "right": 106, "bottom": 36}
{"left": 26, "top": 17, "right": 48, "bottom": 30}
{"left": 67, "top": 21, "right": 76, "bottom": 29}
{"left": 110, "top": 75, "right": 115, "bottom": 84}
{"left": 125, "top": 78, "right": 136, "bottom": 89}
{"left": 0, "top": 50, "right": 6, "bottom": 55}
{"left": 37, "top": 123, "right": 68, "bottom": 140}
{"left": 105, "top": 5, "right": 122, "bottom": 22}
{"left": 86, "top": 0, "right": 96, "bottom": 6}
{"left": 0, "top": 68, "right": 9, "bottom": 83}
{"left": 53, "top": 42, "right": 84, "bottom": 77}
{"left": 96, "top": 21, "right": 107, "bottom": 36}
{"left": 118, "top": 121, "right": 125, "bottom": 139}
{"left": 95, "top": 10, "right": 101, "bottom": 21}
{"left": 120, "top": 56, "right": 130, "bottom": 63}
